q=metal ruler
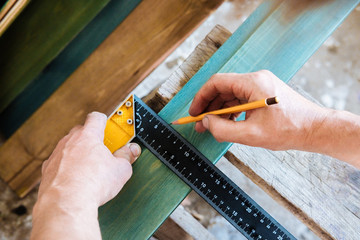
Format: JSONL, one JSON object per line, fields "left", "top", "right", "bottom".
{"left": 105, "top": 95, "right": 295, "bottom": 240}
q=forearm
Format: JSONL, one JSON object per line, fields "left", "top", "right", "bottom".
{"left": 31, "top": 189, "right": 101, "bottom": 240}
{"left": 305, "top": 108, "right": 360, "bottom": 168}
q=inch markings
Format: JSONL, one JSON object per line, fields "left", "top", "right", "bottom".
{"left": 133, "top": 96, "right": 295, "bottom": 240}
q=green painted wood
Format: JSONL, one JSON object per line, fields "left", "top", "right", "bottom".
{"left": 99, "top": 0, "right": 359, "bottom": 238}
{"left": 0, "top": 0, "right": 113, "bottom": 113}
{"left": 0, "top": 0, "right": 142, "bottom": 138}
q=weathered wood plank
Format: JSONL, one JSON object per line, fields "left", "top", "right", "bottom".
{"left": 0, "top": 0, "right": 142, "bottom": 137}
{"left": 154, "top": 217, "right": 193, "bottom": 240}
{"left": 225, "top": 84, "right": 360, "bottom": 239}
{"left": 0, "top": 0, "right": 224, "bottom": 197}
{"left": 99, "top": 0, "right": 359, "bottom": 238}
{"left": 0, "top": 0, "right": 112, "bottom": 112}
{"left": 154, "top": 205, "right": 216, "bottom": 240}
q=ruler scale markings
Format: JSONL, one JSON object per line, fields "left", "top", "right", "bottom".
{"left": 133, "top": 96, "right": 295, "bottom": 240}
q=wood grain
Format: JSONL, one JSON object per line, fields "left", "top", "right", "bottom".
{"left": 0, "top": 0, "right": 112, "bottom": 112}
{"left": 0, "top": 0, "right": 142, "bottom": 138}
{"left": 225, "top": 84, "right": 360, "bottom": 239}
{"left": 226, "top": 147, "right": 360, "bottom": 239}
{"left": 153, "top": 205, "right": 215, "bottom": 240}
{"left": 154, "top": 217, "right": 193, "bottom": 240}
{"left": 0, "top": 0, "right": 224, "bottom": 197}
{"left": 99, "top": 0, "right": 359, "bottom": 238}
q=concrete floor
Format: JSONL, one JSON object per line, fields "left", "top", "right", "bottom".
{"left": 1, "top": 1, "right": 359, "bottom": 239}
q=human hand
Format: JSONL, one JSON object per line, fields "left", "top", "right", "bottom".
{"left": 37, "top": 112, "right": 141, "bottom": 207}
{"left": 32, "top": 112, "right": 141, "bottom": 239}
{"left": 189, "top": 70, "right": 327, "bottom": 151}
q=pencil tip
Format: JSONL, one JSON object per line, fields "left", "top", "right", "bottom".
{"left": 171, "top": 120, "right": 179, "bottom": 125}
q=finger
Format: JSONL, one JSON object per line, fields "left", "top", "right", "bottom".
{"left": 113, "top": 143, "right": 141, "bottom": 164}
{"left": 68, "top": 125, "right": 82, "bottom": 135}
{"left": 189, "top": 73, "right": 252, "bottom": 116}
{"left": 41, "top": 160, "right": 49, "bottom": 174}
{"left": 83, "top": 112, "right": 107, "bottom": 141}
{"left": 202, "top": 115, "right": 257, "bottom": 144}
{"left": 206, "top": 93, "right": 238, "bottom": 112}
{"left": 194, "top": 121, "right": 207, "bottom": 133}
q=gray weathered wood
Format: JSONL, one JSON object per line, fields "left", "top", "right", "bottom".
{"left": 226, "top": 122, "right": 360, "bottom": 239}
{"left": 170, "top": 205, "right": 216, "bottom": 240}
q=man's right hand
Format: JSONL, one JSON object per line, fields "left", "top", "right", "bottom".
{"left": 189, "top": 70, "right": 327, "bottom": 151}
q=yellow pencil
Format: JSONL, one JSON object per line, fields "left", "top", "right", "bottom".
{"left": 171, "top": 96, "right": 279, "bottom": 125}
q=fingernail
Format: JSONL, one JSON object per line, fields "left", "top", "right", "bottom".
{"left": 203, "top": 116, "right": 209, "bottom": 129}
{"left": 129, "top": 143, "right": 141, "bottom": 158}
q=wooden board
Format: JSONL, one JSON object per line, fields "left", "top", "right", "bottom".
{"left": 98, "top": 0, "right": 359, "bottom": 238}
{"left": 0, "top": 0, "right": 142, "bottom": 137}
{"left": 153, "top": 205, "right": 216, "bottom": 240}
{"left": 0, "top": 0, "right": 224, "bottom": 197}
{"left": 225, "top": 84, "right": 360, "bottom": 239}
{"left": 0, "top": 0, "right": 111, "bottom": 113}
{"left": 154, "top": 205, "right": 216, "bottom": 240}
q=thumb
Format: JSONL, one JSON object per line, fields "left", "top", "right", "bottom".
{"left": 202, "top": 115, "right": 252, "bottom": 143}
{"left": 113, "top": 143, "right": 141, "bottom": 164}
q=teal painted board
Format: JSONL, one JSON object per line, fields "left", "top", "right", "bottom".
{"left": 219, "top": 0, "right": 359, "bottom": 82}
{"left": 99, "top": 0, "right": 359, "bottom": 239}
{"left": 0, "top": 0, "right": 112, "bottom": 113}
{"left": 0, "top": 0, "right": 142, "bottom": 138}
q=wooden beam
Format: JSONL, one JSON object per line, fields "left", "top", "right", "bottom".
{"left": 154, "top": 217, "right": 193, "bottom": 240}
{"left": 0, "top": 0, "right": 112, "bottom": 112}
{"left": 154, "top": 205, "right": 216, "bottom": 240}
{"left": 0, "top": 0, "right": 224, "bottom": 197}
{"left": 225, "top": 84, "right": 360, "bottom": 239}
{"left": 99, "top": 0, "right": 359, "bottom": 239}
{"left": 0, "top": 0, "right": 142, "bottom": 137}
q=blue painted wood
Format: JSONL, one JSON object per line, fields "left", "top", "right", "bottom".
{"left": 0, "top": 0, "right": 142, "bottom": 138}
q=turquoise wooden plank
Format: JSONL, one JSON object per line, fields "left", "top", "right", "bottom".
{"left": 0, "top": 0, "right": 142, "bottom": 138}
{"left": 0, "top": 0, "right": 112, "bottom": 113}
{"left": 99, "top": 0, "right": 359, "bottom": 239}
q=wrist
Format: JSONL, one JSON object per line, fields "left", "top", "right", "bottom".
{"left": 301, "top": 108, "right": 360, "bottom": 167}
{"left": 302, "top": 107, "right": 333, "bottom": 152}
{"left": 295, "top": 106, "right": 332, "bottom": 153}
{"left": 32, "top": 187, "right": 100, "bottom": 239}
{"left": 34, "top": 186, "right": 98, "bottom": 215}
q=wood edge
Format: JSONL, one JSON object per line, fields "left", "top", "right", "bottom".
{"left": 9, "top": 160, "right": 42, "bottom": 198}
{"left": 170, "top": 205, "right": 216, "bottom": 240}
{"left": 0, "top": 0, "right": 30, "bottom": 36}
{"left": 153, "top": 204, "right": 217, "bottom": 240}
{"left": 224, "top": 151, "right": 334, "bottom": 240}
{"left": 153, "top": 217, "right": 194, "bottom": 240}
{"left": 0, "top": 0, "right": 17, "bottom": 20}
{"left": 144, "top": 24, "right": 232, "bottom": 112}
